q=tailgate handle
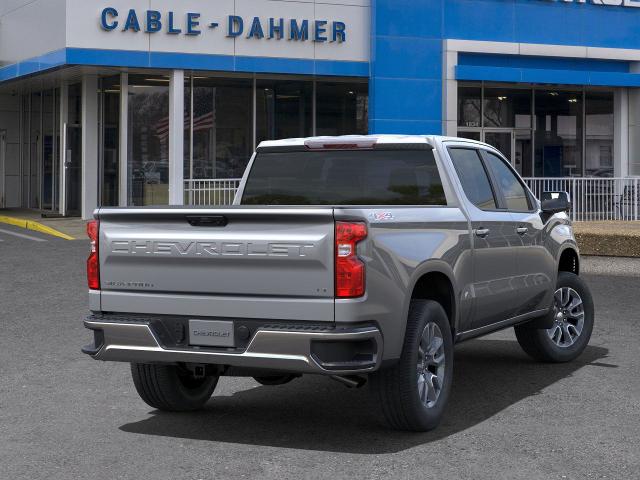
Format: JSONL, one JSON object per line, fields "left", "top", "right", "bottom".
{"left": 186, "top": 215, "right": 228, "bottom": 227}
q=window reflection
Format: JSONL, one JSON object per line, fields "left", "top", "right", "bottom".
{"left": 40, "top": 90, "right": 59, "bottom": 211}
{"left": 185, "top": 77, "right": 253, "bottom": 180}
{"left": 100, "top": 76, "right": 120, "bottom": 206}
{"left": 256, "top": 80, "right": 313, "bottom": 143}
{"left": 534, "top": 90, "right": 583, "bottom": 177}
{"left": 29, "top": 92, "right": 40, "bottom": 209}
{"left": 458, "top": 85, "right": 481, "bottom": 128}
{"left": 316, "top": 81, "right": 368, "bottom": 135}
{"left": 585, "top": 92, "right": 614, "bottom": 177}
{"left": 128, "top": 75, "right": 170, "bottom": 206}
{"left": 483, "top": 87, "right": 531, "bottom": 129}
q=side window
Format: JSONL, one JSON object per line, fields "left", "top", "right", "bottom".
{"left": 448, "top": 148, "right": 497, "bottom": 210}
{"left": 483, "top": 151, "right": 531, "bottom": 211}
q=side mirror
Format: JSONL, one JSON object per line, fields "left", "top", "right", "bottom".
{"left": 540, "top": 191, "right": 571, "bottom": 215}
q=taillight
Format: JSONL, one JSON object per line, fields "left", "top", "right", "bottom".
{"left": 335, "top": 222, "right": 367, "bottom": 298}
{"left": 87, "top": 220, "right": 100, "bottom": 290}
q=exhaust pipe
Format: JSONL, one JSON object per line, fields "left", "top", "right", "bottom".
{"left": 330, "top": 375, "right": 367, "bottom": 389}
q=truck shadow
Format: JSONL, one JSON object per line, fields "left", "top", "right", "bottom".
{"left": 119, "top": 339, "right": 610, "bottom": 454}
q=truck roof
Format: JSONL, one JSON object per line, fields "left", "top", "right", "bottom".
{"left": 256, "top": 134, "right": 488, "bottom": 150}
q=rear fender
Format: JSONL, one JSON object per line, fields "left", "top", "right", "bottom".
{"left": 396, "top": 260, "right": 460, "bottom": 346}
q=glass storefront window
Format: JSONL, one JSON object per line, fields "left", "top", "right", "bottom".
{"left": 316, "top": 81, "right": 368, "bottom": 136}
{"left": 183, "top": 77, "right": 191, "bottom": 182}
{"left": 457, "top": 131, "right": 481, "bottom": 141}
{"left": 186, "top": 77, "right": 253, "bottom": 180}
{"left": 100, "top": 76, "right": 120, "bottom": 206}
{"left": 585, "top": 92, "right": 614, "bottom": 177}
{"left": 256, "top": 79, "right": 313, "bottom": 144}
{"left": 483, "top": 87, "right": 531, "bottom": 128}
{"left": 25, "top": 92, "right": 39, "bottom": 209}
{"left": 98, "top": 73, "right": 369, "bottom": 207}
{"left": 40, "top": 89, "right": 60, "bottom": 211}
{"left": 515, "top": 130, "right": 533, "bottom": 177}
{"left": 534, "top": 90, "right": 583, "bottom": 177}
{"left": 21, "top": 95, "right": 29, "bottom": 207}
{"left": 458, "top": 85, "right": 481, "bottom": 128}
{"left": 457, "top": 83, "right": 615, "bottom": 178}
{"left": 128, "top": 75, "right": 170, "bottom": 206}
{"left": 68, "top": 83, "right": 81, "bottom": 126}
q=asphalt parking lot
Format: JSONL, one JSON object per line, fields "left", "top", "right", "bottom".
{"left": 1, "top": 226, "right": 639, "bottom": 480}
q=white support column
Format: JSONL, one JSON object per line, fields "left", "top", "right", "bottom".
{"left": 82, "top": 75, "right": 99, "bottom": 220}
{"left": 614, "top": 88, "right": 628, "bottom": 178}
{"left": 442, "top": 41, "right": 459, "bottom": 137}
{"left": 169, "top": 69, "right": 185, "bottom": 205}
{"left": 118, "top": 72, "right": 128, "bottom": 206}
{"left": 59, "top": 82, "right": 69, "bottom": 215}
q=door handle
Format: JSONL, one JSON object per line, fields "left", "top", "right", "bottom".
{"left": 475, "top": 227, "right": 490, "bottom": 238}
{"left": 516, "top": 226, "right": 528, "bottom": 235}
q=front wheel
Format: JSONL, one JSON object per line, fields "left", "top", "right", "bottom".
{"left": 369, "top": 300, "right": 454, "bottom": 432}
{"left": 130, "top": 363, "right": 219, "bottom": 411}
{"left": 515, "top": 271, "right": 594, "bottom": 363}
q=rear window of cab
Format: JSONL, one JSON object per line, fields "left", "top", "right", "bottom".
{"left": 241, "top": 149, "right": 447, "bottom": 206}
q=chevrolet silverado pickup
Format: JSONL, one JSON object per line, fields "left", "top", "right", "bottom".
{"left": 82, "top": 135, "right": 594, "bottom": 431}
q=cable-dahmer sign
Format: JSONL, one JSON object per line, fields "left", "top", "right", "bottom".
{"left": 99, "top": 7, "right": 347, "bottom": 43}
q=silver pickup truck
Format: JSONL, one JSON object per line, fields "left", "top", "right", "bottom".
{"left": 82, "top": 135, "right": 594, "bottom": 431}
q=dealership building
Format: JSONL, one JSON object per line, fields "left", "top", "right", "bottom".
{"left": 1, "top": 0, "right": 640, "bottom": 219}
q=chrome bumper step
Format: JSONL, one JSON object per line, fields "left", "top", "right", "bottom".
{"left": 83, "top": 317, "right": 382, "bottom": 375}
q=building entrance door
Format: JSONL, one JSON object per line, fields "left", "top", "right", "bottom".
{"left": 0, "top": 130, "right": 6, "bottom": 208}
{"left": 63, "top": 123, "right": 82, "bottom": 216}
{"left": 480, "top": 129, "right": 532, "bottom": 177}
{"left": 40, "top": 89, "right": 60, "bottom": 215}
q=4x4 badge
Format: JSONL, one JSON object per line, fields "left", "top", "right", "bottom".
{"left": 369, "top": 211, "right": 394, "bottom": 221}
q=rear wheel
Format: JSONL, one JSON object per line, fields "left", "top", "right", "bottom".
{"left": 130, "top": 363, "right": 219, "bottom": 411}
{"left": 370, "top": 300, "right": 454, "bottom": 431}
{"left": 515, "top": 272, "right": 594, "bottom": 363}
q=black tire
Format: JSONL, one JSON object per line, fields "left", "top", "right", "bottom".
{"left": 515, "top": 272, "right": 594, "bottom": 363}
{"left": 130, "top": 363, "right": 219, "bottom": 411}
{"left": 253, "top": 374, "right": 298, "bottom": 386}
{"left": 369, "top": 300, "right": 454, "bottom": 432}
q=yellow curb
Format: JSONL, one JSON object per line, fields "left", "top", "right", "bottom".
{"left": 0, "top": 215, "right": 76, "bottom": 240}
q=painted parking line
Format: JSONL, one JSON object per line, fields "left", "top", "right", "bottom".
{"left": 0, "top": 227, "right": 47, "bottom": 242}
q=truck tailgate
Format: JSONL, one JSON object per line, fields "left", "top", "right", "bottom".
{"left": 96, "top": 207, "right": 335, "bottom": 321}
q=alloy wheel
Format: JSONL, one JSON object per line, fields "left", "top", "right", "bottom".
{"left": 547, "top": 287, "right": 585, "bottom": 348}
{"left": 417, "top": 322, "right": 446, "bottom": 408}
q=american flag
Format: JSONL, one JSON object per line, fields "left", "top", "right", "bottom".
{"left": 155, "top": 112, "right": 215, "bottom": 141}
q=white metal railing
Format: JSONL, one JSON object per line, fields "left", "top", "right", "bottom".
{"left": 184, "top": 178, "right": 242, "bottom": 206}
{"left": 523, "top": 177, "right": 640, "bottom": 222}
{"left": 184, "top": 176, "right": 640, "bottom": 221}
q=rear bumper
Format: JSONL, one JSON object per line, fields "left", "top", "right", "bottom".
{"left": 82, "top": 317, "right": 383, "bottom": 375}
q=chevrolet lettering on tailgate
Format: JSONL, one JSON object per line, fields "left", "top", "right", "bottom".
{"left": 110, "top": 240, "right": 316, "bottom": 257}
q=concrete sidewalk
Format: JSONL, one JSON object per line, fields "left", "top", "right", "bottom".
{"left": 573, "top": 221, "right": 640, "bottom": 258}
{"left": 0, "top": 208, "right": 86, "bottom": 240}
